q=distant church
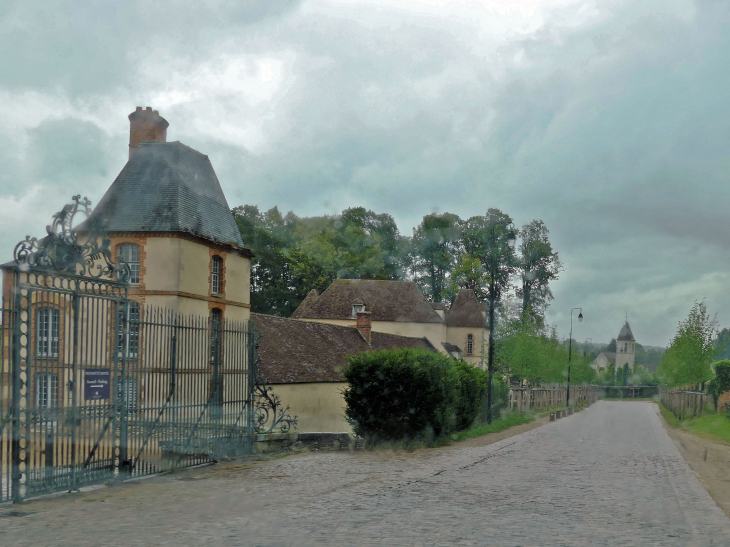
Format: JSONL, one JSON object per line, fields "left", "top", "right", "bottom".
{"left": 592, "top": 321, "right": 636, "bottom": 374}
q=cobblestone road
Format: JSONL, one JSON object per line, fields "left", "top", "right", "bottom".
{"left": 2, "top": 402, "right": 729, "bottom": 546}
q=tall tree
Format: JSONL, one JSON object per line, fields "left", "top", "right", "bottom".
{"left": 460, "top": 208, "right": 518, "bottom": 303}
{"left": 517, "top": 220, "right": 563, "bottom": 321}
{"left": 658, "top": 301, "right": 718, "bottom": 387}
{"left": 410, "top": 212, "right": 462, "bottom": 302}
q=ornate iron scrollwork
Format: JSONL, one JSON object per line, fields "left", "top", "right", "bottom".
{"left": 254, "top": 381, "right": 299, "bottom": 434}
{"left": 13, "top": 195, "right": 130, "bottom": 282}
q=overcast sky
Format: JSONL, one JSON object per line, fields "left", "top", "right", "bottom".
{"left": 1, "top": 0, "right": 728, "bottom": 347}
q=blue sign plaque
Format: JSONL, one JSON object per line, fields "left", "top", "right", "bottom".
{"left": 84, "top": 368, "right": 111, "bottom": 400}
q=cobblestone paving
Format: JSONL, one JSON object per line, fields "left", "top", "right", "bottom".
{"left": 2, "top": 402, "right": 729, "bottom": 546}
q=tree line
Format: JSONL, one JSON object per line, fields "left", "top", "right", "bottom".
{"left": 233, "top": 205, "right": 562, "bottom": 322}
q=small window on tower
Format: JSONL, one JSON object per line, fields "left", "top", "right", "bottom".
{"left": 466, "top": 334, "right": 474, "bottom": 356}
{"left": 211, "top": 255, "right": 222, "bottom": 295}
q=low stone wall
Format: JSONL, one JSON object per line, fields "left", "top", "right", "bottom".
{"left": 253, "top": 432, "right": 363, "bottom": 454}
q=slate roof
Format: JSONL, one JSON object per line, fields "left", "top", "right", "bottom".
{"left": 79, "top": 141, "right": 244, "bottom": 247}
{"left": 597, "top": 351, "right": 616, "bottom": 362}
{"left": 442, "top": 342, "right": 462, "bottom": 355}
{"left": 445, "top": 289, "right": 486, "bottom": 328}
{"left": 251, "top": 313, "right": 436, "bottom": 384}
{"left": 290, "top": 279, "right": 442, "bottom": 323}
{"left": 617, "top": 322, "right": 636, "bottom": 341}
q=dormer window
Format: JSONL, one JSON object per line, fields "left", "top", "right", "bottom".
{"left": 352, "top": 304, "right": 366, "bottom": 316}
{"left": 211, "top": 255, "right": 222, "bottom": 295}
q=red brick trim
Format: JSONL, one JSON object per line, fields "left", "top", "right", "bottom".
{"left": 208, "top": 249, "right": 227, "bottom": 298}
{"left": 110, "top": 235, "right": 148, "bottom": 290}
{"left": 107, "top": 231, "right": 253, "bottom": 258}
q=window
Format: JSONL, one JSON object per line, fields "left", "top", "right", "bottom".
{"left": 352, "top": 304, "right": 366, "bottom": 316}
{"left": 466, "top": 334, "right": 474, "bottom": 356}
{"left": 211, "top": 255, "right": 222, "bottom": 295}
{"left": 117, "top": 243, "right": 140, "bottom": 284}
{"left": 210, "top": 308, "right": 222, "bottom": 364}
{"left": 117, "top": 302, "right": 140, "bottom": 358}
{"left": 36, "top": 372, "right": 58, "bottom": 408}
{"left": 36, "top": 308, "right": 60, "bottom": 357}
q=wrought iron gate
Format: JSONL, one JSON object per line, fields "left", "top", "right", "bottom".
{"left": 0, "top": 198, "right": 257, "bottom": 503}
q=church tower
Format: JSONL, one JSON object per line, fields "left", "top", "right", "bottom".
{"left": 616, "top": 320, "right": 636, "bottom": 371}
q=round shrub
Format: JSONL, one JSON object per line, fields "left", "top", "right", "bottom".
{"left": 342, "top": 348, "right": 460, "bottom": 441}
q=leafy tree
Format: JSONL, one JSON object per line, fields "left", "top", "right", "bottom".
{"left": 410, "top": 212, "right": 462, "bottom": 302}
{"left": 516, "top": 220, "right": 562, "bottom": 321}
{"left": 605, "top": 338, "right": 617, "bottom": 353}
{"left": 443, "top": 252, "right": 488, "bottom": 302}
{"left": 708, "top": 360, "right": 730, "bottom": 408}
{"left": 461, "top": 209, "right": 518, "bottom": 303}
{"left": 658, "top": 301, "right": 718, "bottom": 387}
{"left": 714, "top": 328, "right": 730, "bottom": 360}
{"left": 233, "top": 205, "right": 301, "bottom": 316}
{"left": 635, "top": 343, "right": 664, "bottom": 368}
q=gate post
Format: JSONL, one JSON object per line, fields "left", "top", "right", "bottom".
{"left": 10, "top": 271, "right": 22, "bottom": 503}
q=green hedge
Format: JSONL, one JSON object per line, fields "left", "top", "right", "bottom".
{"left": 343, "top": 348, "right": 500, "bottom": 441}
{"left": 709, "top": 360, "right": 730, "bottom": 409}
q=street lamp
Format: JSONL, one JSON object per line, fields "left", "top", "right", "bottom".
{"left": 486, "top": 223, "right": 517, "bottom": 425}
{"left": 566, "top": 308, "right": 583, "bottom": 408}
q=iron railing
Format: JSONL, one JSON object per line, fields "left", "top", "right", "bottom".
{"left": 0, "top": 270, "right": 256, "bottom": 503}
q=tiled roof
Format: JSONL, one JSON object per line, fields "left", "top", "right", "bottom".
{"left": 79, "top": 141, "right": 244, "bottom": 247}
{"left": 617, "top": 322, "right": 635, "bottom": 341}
{"left": 442, "top": 342, "right": 462, "bottom": 355}
{"left": 251, "top": 313, "right": 436, "bottom": 384}
{"left": 445, "top": 289, "right": 485, "bottom": 328}
{"left": 290, "top": 279, "right": 442, "bottom": 323}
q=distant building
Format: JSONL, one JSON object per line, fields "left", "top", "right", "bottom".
{"left": 291, "top": 279, "right": 490, "bottom": 368}
{"left": 592, "top": 321, "right": 637, "bottom": 373}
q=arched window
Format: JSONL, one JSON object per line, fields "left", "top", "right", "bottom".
{"left": 211, "top": 255, "right": 222, "bottom": 295}
{"left": 466, "top": 334, "right": 474, "bottom": 356}
{"left": 37, "top": 307, "right": 60, "bottom": 357}
{"left": 117, "top": 243, "right": 140, "bottom": 284}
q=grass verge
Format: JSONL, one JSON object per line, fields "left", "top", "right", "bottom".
{"left": 659, "top": 404, "right": 730, "bottom": 445}
{"left": 451, "top": 412, "right": 535, "bottom": 442}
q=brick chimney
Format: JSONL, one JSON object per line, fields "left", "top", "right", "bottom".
{"left": 128, "top": 106, "right": 169, "bottom": 159}
{"left": 356, "top": 311, "right": 372, "bottom": 345}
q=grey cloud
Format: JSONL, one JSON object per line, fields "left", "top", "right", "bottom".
{"left": 2, "top": 0, "right": 730, "bottom": 345}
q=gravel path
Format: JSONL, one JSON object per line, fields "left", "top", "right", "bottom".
{"left": 1, "top": 401, "right": 728, "bottom": 546}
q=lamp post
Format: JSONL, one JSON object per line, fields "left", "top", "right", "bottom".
{"left": 486, "top": 222, "right": 517, "bottom": 424}
{"left": 566, "top": 307, "right": 583, "bottom": 408}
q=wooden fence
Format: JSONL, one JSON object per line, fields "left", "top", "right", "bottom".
{"left": 660, "top": 389, "right": 712, "bottom": 419}
{"left": 508, "top": 386, "right": 598, "bottom": 413}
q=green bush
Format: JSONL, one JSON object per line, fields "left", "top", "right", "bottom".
{"left": 452, "top": 360, "right": 489, "bottom": 430}
{"left": 343, "top": 349, "right": 497, "bottom": 441}
{"left": 343, "top": 349, "right": 460, "bottom": 441}
{"left": 708, "top": 360, "right": 730, "bottom": 408}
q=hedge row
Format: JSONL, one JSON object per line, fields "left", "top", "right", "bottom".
{"left": 342, "top": 348, "right": 507, "bottom": 441}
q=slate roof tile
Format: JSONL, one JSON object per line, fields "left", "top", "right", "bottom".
{"left": 251, "top": 313, "right": 436, "bottom": 384}
{"left": 80, "top": 141, "right": 243, "bottom": 247}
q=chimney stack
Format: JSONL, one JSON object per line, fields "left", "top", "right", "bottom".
{"left": 128, "top": 106, "right": 169, "bottom": 159}
{"left": 356, "top": 311, "right": 372, "bottom": 345}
